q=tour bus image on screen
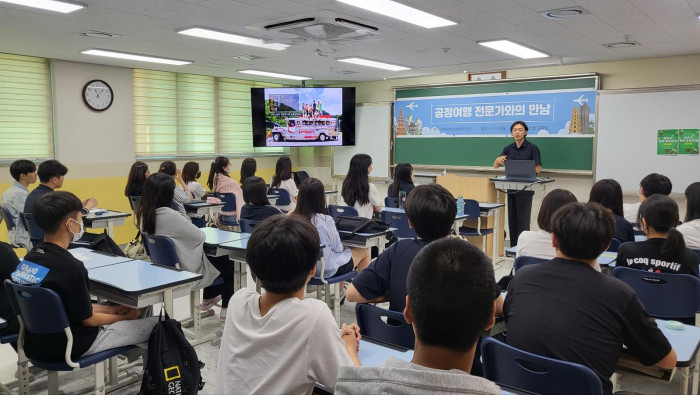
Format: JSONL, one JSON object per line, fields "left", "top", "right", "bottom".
{"left": 270, "top": 117, "right": 340, "bottom": 142}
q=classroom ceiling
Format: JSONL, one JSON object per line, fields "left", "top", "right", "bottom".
{"left": 1, "top": 0, "right": 699, "bottom": 84}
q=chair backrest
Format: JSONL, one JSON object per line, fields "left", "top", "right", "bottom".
{"left": 128, "top": 195, "right": 142, "bottom": 213}
{"left": 1, "top": 206, "right": 16, "bottom": 231}
{"left": 607, "top": 238, "right": 622, "bottom": 252}
{"left": 380, "top": 210, "right": 415, "bottom": 238}
{"left": 481, "top": 337, "right": 603, "bottom": 395}
{"left": 513, "top": 256, "right": 548, "bottom": 273}
{"left": 239, "top": 218, "right": 260, "bottom": 233}
{"left": 355, "top": 304, "right": 415, "bottom": 350}
{"left": 4, "top": 280, "right": 70, "bottom": 335}
{"left": 384, "top": 197, "right": 398, "bottom": 208}
{"left": 267, "top": 188, "right": 291, "bottom": 206}
{"left": 20, "top": 212, "right": 44, "bottom": 243}
{"left": 328, "top": 205, "right": 359, "bottom": 218}
{"left": 694, "top": 249, "right": 700, "bottom": 263}
{"left": 463, "top": 199, "right": 481, "bottom": 220}
{"left": 293, "top": 171, "right": 309, "bottom": 186}
{"left": 142, "top": 234, "right": 180, "bottom": 268}
{"left": 215, "top": 192, "right": 237, "bottom": 212}
{"left": 612, "top": 266, "right": 700, "bottom": 321}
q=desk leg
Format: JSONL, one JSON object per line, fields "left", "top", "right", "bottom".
{"left": 682, "top": 366, "right": 690, "bottom": 395}
{"left": 163, "top": 289, "right": 174, "bottom": 317}
{"left": 692, "top": 357, "right": 698, "bottom": 395}
{"left": 493, "top": 208, "right": 501, "bottom": 263}
{"left": 240, "top": 262, "right": 247, "bottom": 290}
{"left": 107, "top": 221, "right": 114, "bottom": 238}
{"left": 191, "top": 289, "right": 201, "bottom": 340}
{"left": 233, "top": 261, "right": 242, "bottom": 292}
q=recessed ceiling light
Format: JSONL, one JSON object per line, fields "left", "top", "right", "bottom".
{"left": 81, "top": 49, "right": 191, "bottom": 66}
{"left": 337, "top": 57, "right": 411, "bottom": 71}
{"left": 238, "top": 70, "right": 311, "bottom": 80}
{"left": 0, "top": 0, "right": 84, "bottom": 13}
{"left": 478, "top": 40, "right": 548, "bottom": 59}
{"left": 336, "top": 0, "right": 456, "bottom": 29}
{"left": 177, "top": 27, "right": 288, "bottom": 51}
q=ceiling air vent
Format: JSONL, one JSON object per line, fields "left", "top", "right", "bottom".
{"left": 539, "top": 7, "right": 590, "bottom": 19}
{"left": 603, "top": 36, "right": 639, "bottom": 48}
{"left": 256, "top": 12, "right": 380, "bottom": 44}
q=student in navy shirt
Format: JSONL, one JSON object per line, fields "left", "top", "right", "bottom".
{"left": 493, "top": 121, "right": 541, "bottom": 246}
{"left": 124, "top": 161, "right": 150, "bottom": 198}
{"left": 589, "top": 179, "right": 635, "bottom": 243}
{"left": 240, "top": 176, "right": 283, "bottom": 221}
{"left": 387, "top": 163, "right": 415, "bottom": 201}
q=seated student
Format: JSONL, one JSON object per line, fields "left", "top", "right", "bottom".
{"left": 124, "top": 161, "right": 149, "bottom": 198}
{"left": 589, "top": 179, "right": 635, "bottom": 243}
{"left": 137, "top": 173, "right": 230, "bottom": 320}
{"left": 158, "top": 160, "right": 192, "bottom": 219}
{"left": 239, "top": 157, "right": 256, "bottom": 186}
{"left": 24, "top": 159, "right": 97, "bottom": 217}
{"left": 336, "top": 237, "right": 502, "bottom": 394}
{"left": 239, "top": 176, "right": 283, "bottom": 221}
{"left": 623, "top": 173, "right": 672, "bottom": 223}
{"left": 616, "top": 194, "right": 699, "bottom": 276}
{"left": 341, "top": 154, "right": 382, "bottom": 218}
{"left": 293, "top": 178, "right": 370, "bottom": 282}
{"left": 516, "top": 188, "right": 577, "bottom": 259}
{"left": 214, "top": 215, "right": 361, "bottom": 394}
{"left": 678, "top": 182, "right": 700, "bottom": 249}
{"left": 1, "top": 159, "right": 37, "bottom": 247}
{"left": 504, "top": 202, "right": 677, "bottom": 395}
{"left": 12, "top": 191, "right": 158, "bottom": 362}
{"left": 207, "top": 156, "right": 243, "bottom": 221}
{"left": 182, "top": 161, "right": 206, "bottom": 200}
{"left": 0, "top": 241, "right": 21, "bottom": 338}
{"left": 346, "top": 184, "right": 492, "bottom": 313}
{"left": 270, "top": 156, "right": 298, "bottom": 211}
{"left": 387, "top": 162, "right": 415, "bottom": 202}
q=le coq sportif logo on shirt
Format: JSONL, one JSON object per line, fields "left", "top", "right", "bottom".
{"left": 11, "top": 260, "right": 49, "bottom": 285}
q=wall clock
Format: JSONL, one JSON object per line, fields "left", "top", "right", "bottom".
{"left": 82, "top": 79, "right": 113, "bottom": 111}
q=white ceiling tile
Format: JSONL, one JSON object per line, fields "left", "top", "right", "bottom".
{"left": 570, "top": 0, "right": 634, "bottom": 13}
{"left": 597, "top": 7, "right": 653, "bottom": 26}
{"left": 617, "top": 22, "right": 675, "bottom": 44}
{"left": 490, "top": 5, "right": 547, "bottom": 24}
{"left": 459, "top": 0, "right": 520, "bottom": 11}
{"left": 567, "top": 21, "right": 625, "bottom": 44}
{"left": 516, "top": 0, "right": 577, "bottom": 12}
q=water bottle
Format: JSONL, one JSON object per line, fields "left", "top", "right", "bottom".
{"left": 399, "top": 190, "right": 407, "bottom": 209}
{"left": 457, "top": 195, "right": 465, "bottom": 217}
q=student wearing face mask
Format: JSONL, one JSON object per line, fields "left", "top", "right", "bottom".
{"left": 182, "top": 162, "right": 206, "bottom": 200}
{"left": 207, "top": 156, "right": 244, "bottom": 221}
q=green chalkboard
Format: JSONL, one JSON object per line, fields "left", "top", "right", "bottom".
{"left": 395, "top": 136, "right": 593, "bottom": 171}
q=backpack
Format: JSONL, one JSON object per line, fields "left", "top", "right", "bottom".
{"left": 89, "top": 230, "right": 127, "bottom": 257}
{"left": 139, "top": 309, "right": 205, "bottom": 395}
{"left": 334, "top": 216, "right": 390, "bottom": 239}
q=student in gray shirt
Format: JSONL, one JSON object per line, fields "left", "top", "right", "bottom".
{"left": 1, "top": 159, "right": 37, "bottom": 247}
{"left": 336, "top": 237, "right": 501, "bottom": 395}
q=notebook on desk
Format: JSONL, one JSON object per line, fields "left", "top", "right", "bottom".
{"left": 504, "top": 160, "right": 537, "bottom": 182}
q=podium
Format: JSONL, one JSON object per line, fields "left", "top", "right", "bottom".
{"left": 490, "top": 177, "right": 555, "bottom": 192}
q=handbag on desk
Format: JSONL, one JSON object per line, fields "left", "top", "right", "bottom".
{"left": 334, "top": 216, "right": 390, "bottom": 238}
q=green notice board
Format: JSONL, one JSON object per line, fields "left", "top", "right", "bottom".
{"left": 394, "top": 137, "right": 593, "bottom": 171}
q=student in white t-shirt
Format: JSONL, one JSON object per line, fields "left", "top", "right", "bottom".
{"left": 623, "top": 173, "right": 672, "bottom": 224}
{"left": 341, "top": 154, "right": 382, "bottom": 218}
{"left": 679, "top": 182, "right": 700, "bottom": 249}
{"left": 516, "top": 189, "right": 577, "bottom": 259}
{"left": 270, "top": 156, "right": 298, "bottom": 211}
{"left": 214, "top": 215, "right": 361, "bottom": 394}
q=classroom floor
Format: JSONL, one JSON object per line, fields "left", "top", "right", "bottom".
{"left": 0, "top": 257, "right": 685, "bottom": 394}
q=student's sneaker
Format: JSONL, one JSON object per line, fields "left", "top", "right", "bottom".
{"left": 219, "top": 308, "right": 227, "bottom": 323}
{"left": 200, "top": 295, "right": 221, "bottom": 311}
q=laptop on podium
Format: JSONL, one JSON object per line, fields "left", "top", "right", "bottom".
{"left": 504, "top": 160, "right": 537, "bottom": 182}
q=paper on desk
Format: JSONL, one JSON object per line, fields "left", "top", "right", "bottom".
{"left": 89, "top": 208, "right": 108, "bottom": 214}
{"left": 69, "top": 252, "right": 91, "bottom": 261}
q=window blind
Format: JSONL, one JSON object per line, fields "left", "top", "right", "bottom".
{"left": 0, "top": 53, "right": 53, "bottom": 161}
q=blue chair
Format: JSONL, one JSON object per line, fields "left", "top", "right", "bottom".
{"left": 612, "top": 267, "right": 700, "bottom": 324}
{"left": 142, "top": 234, "right": 179, "bottom": 268}
{"left": 4, "top": 280, "right": 136, "bottom": 395}
{"left": 481, "top": 337, "right": 603, "bottom": 395}
{"left": 214, "top": 192, "right": 239, "bottom": 227}
{"left": 239, "top": 218, "right": 260, "bottom": 233}
{"left": 384, "top": 197, "right": 398, "bottom": 208}
{"left": 458, "top": 199, "right": 494, "bottom": 252}
{"left": 267, "top": 188, "right": 292, "bottom": 207}
{"left": 355, "top": 304, "right": 414, "bottom": 350}
{"left": 694, "top": 249, "right": 700, "bottom": 263}
{"left": 513, "top": 256, "right": 548, "bottom": 273}
{"left": 607, "top": 237, "right": 622, "bottom": 252}
{"left": 308, "top": 251, "right": 358, "bottom": 326}
{"left": 19, "top": 212, "right": 44, "bottom": 245}
{"left": 380, "top": 210, "right": 415, "bottom": 239}
{"left": 328, "top": 205, "right": 359, "bottom": 218}
{"left": 128, "top": 195, "right": 141, "bottom": 213}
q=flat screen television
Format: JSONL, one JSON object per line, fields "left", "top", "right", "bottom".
{"left": 251, "top": 87, "right": 356, "bottom": 147}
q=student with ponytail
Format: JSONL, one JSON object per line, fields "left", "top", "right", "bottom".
{"left": 616, "top": 194, "right": 699, "bottom": 276}
{"left": 207, "top": 156, "right": 243, "bottom": 220}
{"left": 678, "top": 182, "right": 700, "bottom": 249}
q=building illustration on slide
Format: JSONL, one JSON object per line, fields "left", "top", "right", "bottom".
{"left": 569, "top": 102, "right": 591, "bottom": 134}
{"left": 396, "top": 109, "right": 405, "bottom": 135}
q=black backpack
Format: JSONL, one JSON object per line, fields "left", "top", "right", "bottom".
{"left": 139, "top": 309, "right": 204, "bottom": 394}
{"left": 334, "top": 216, "right": 390, "bottom": 239}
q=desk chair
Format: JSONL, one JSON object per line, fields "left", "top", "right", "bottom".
{"left": 694, "top": 249, "right": 700, "bottom": 263}
{"left": 355, "top": 304, "right": 414, "bottom": 350}
{"left": 1, "top": 207, "right": 23, "bottom": 248}
{"left": 307, "top": 251, "right": 358, "bottom": 326}
{"left": 380, "top": 210, "right": 416, "bottom": 239}
{"left": 513, "top": 256, "right": 548, "bottom": 273}
{"left": 238, "top": 218, "right": 259, "bottom": 233}
{"left": 384, "top": 197, "right": 398, "bottom": 208}
{"left": 328, "top": 205, "right": 359, "bottom": 218}
{"left": 612, "top": 267, "right": 700, "bottom": 325}
{"left": 0, "top": 330, "right": 19, "bottom": 395}
{"left": 481, "top": 337, "right": 603, "bottom": 395}
{"left": 214, "top": 192, "right": 239, "bottom": 228}
{"left": 127, "top": 196, "right": 141, "bottom": 213}
{"left": 293, "top": 171, "right": 309, "bottom": 186}
{"left": 458, "top": 199, "right": 494, "bottom": 253}
{"left": 4, "top": 280, "right": 137, "bottom": 395}
{"left": 19, "top": 213, "right": 43, "bottom": 246}
{"left": 267, "top": 188, "right": 292, "bottom": 207}
{"left": 607, "top": 238, "right": 622, "bottom": 252}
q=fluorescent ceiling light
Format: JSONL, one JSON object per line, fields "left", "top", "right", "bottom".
{"left": 337, "top": 57, "right": 411, "bottom": 71}
{"left": 336, "top": 0, "right": 456, "bottom": 29}
{"left": 81, "top": 49, "right": 191, "bottom": 66}
{"left": 0, "top": 0, "right": 84, "bottom": 13}
{"left": 478, "top": 40, "right": 548, "bottom": 59}
{"left": 177, "top": 27, "right": 289, "bottom": 51}
{"left": 239, "top": 70, "right": 311, "bottom": 81}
